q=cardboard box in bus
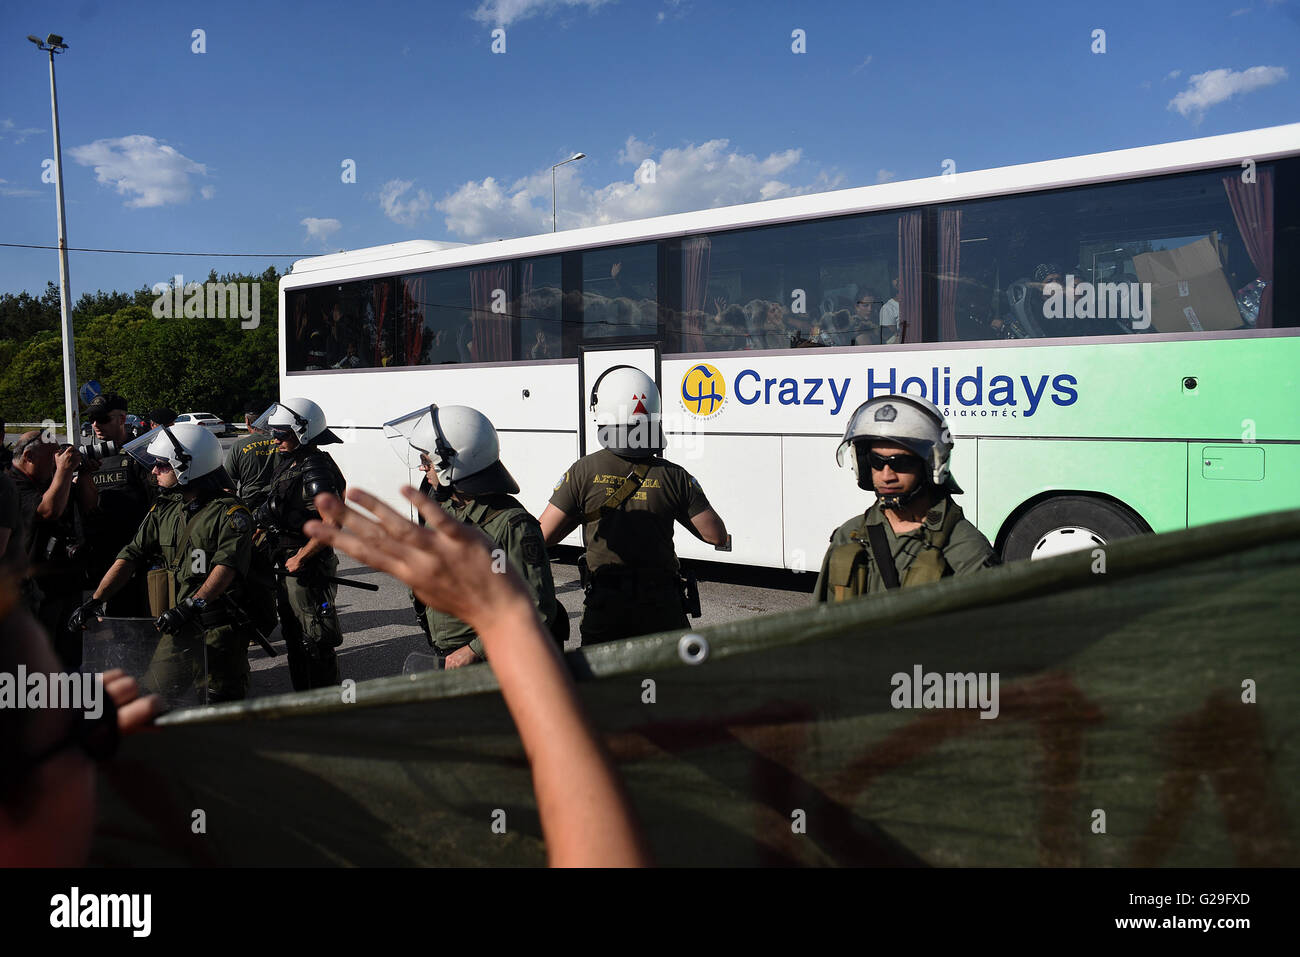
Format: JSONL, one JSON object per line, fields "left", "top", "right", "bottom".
{"left": 1132, "top": 237, "right": 1242, "bottom": 333}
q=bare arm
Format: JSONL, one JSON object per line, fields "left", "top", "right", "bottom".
{"left": 92, "top": 558, "right": 137, "bottom": 601}
{"left": 74, "top": 470, "right": 98, "bottom": 514}
{"left": 539, "top": 503, "right": 581, "bottom": 547}
{"left": 194, "top": 564, "right": 238, "bottom": 602}
{"left": 687, "top": 508, "right": 728, "bottom": 547}
{"left": 305, "top": 488, "right": 650, "bottom": 868}
{"left": 37, "top": 449, "right": 78, "bottom": 520}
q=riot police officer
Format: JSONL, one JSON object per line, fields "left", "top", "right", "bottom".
{"left": 386, "top": 403, "right": 563, "bottom": 668}
{"left": 73, "top": 423, "right": 260, "bottom": 702}
{"left": 80, "top": 392, "right": 157, "bottom": 615}
{"left": 224, "top": 401, "right": 279, "bottom": 512}
{"left": 254, "top": 397, "right": 346, "bottom": 689}
{"left": 813, "top": 394, "right": 996, "bottom": 603}
{"left": 539, "top": 366, "right": 728, "bottom": 645}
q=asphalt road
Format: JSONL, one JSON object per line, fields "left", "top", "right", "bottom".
{"left": 4, "top": 429, "right": 815, "bottom": 695}
{"left": 249, "top": 549, "right": 815, "bottom": 696}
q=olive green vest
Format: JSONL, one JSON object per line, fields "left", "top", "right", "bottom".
{"left": 826, "top": 501, "right": 966, "bottom": 602}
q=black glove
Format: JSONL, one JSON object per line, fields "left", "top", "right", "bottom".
{"left": 156, "top": 597, "right": 203, "bottom": 635}
{"left": 68, "top": 598, "right": 106, "bottom": 631}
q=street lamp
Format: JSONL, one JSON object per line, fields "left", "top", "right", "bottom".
{"left": 551, "top": 152, "right": 585, "bottom": 232}
{"left": 28, "top": 32, "right": 79, "bottom": 443}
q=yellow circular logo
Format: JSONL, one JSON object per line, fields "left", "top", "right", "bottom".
{"left": 680, "top": 363, "right": 727, "bottom": 418}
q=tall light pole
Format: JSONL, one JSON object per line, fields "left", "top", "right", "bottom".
{"left": 551, "top": 152, "right": 585, "bottom": 232}
{"left": 28, "top": 33, "right": 78, "bottom": 442}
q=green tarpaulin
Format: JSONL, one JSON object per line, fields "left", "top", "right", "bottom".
{"left": 91, "top": 510, "right": 1299, "bottom": 866}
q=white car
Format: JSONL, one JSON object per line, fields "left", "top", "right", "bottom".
{"left": 174, "top": 412, "right": 228, "bottom": 435}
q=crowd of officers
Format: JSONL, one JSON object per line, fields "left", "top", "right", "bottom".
{"left": 0, "top": 369, "right": 999, "bottom": 705}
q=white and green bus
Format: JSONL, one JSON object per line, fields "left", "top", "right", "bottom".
{"left": 279, "top": 123, "right": 1299, "bottom": 568}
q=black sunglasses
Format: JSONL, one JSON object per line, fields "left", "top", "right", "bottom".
{"left": 866, "top": 450, "right": 925, "bottom": 473}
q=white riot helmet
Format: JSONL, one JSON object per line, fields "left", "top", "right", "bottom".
{"left": 383, "top": 404, "right": 519, "bottom": 496}
{"left": 256, "top": 396, "right": 340, "bottom": 445}
{"left": 123, "top": 423, "right": 223, "bottom": 485}
{"left": 589, "top": 365, "right": 662, "bottom": 458}
{"left": 835, "top": 394, "right": 960, "bottom": 504}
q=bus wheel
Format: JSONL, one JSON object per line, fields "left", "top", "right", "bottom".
{"left": 1001, "top": 496, "right": 1146, "bottom": 563}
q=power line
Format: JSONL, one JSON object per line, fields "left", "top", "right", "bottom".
{"left": 0, "top": 242, "right": 306, "bottom": 257}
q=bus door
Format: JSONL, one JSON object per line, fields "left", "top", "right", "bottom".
{"left": 578, "top": 344, "right": 661, "bottom": 456}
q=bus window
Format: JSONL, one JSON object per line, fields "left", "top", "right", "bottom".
{"left": 396, "top": 263, "right": 516, "bottom": 366}
{"left": 581, "top": 243, "right": 657, "bottom": 340}
{"left": 517, "top": 256, "right": 566, "bottom": 359}
{"left": 939, "top": 164, "right": 1281, "bottom": 341}
{"left": 673, "top": 210, "right": 917, "bottom": 353}
{"left": 287, "top": 278, "right": 395, "bottom": 371}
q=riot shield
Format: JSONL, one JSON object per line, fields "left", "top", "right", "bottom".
{"left": 82, "top": 616, "right": 208, "bottom": 710}
{"left": 402, "top": 652, "right": 442, "bottom": 674}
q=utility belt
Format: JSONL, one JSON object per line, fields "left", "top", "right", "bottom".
{"left": 587, "top": 563, "right": 679, "bottom": 592}
{"left": 582, "top": 561, "right": 701, "bottom": 617}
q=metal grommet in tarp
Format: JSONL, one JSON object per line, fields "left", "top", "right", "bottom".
{"left": 677, "top": 633, "right": 709, "bottom": 665}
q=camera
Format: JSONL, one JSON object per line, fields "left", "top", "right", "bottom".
{"left": 76, "top": 440, "right": 120, "bottom": 461}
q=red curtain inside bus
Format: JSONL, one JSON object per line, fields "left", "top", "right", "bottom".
{"left": 1221, "top": 167, "right": 1274, "bottom": 328}
{"left": 898, "top": 211, "right": 923, "bottom": 343}
{"left": 372, "top": 281, "right": 390, "bottom": 366}
{"left": 401, "top": 277, "right": 425, "bottom": 366}
{"left": 681, "top": 237, "right": 711, "bottom": 352}
{"left": 470, "top": 265, "right": 513, "bottom": 361}
{"left": 938, "top": 209, "right": 962, "bottom": 342}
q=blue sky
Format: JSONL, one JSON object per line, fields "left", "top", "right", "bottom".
{"left": 1, "top": 0, "right": 1297, "bottom": 301}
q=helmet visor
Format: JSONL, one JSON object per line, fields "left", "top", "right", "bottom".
{"left": 382, "top": 404, "right": 456, "bottom": 473}
{"left": 250, "top": 403, "right": 277, "bottom": 434}
{"left": 256, "top": 402, "right": 310, "bottom": 441}
{"left": 122, "top": 425, "right": 169, "bottom": 470}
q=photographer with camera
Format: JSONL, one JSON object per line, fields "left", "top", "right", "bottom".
{"left": 6, "top": 430, "right": 98, "bottom": 667}
{"left": 80, "top": 392, "right": 157, "bottom": 615}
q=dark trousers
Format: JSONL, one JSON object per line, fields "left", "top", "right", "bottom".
{"left": 274, "top": 551, "right": 343, "bottom": 690}
{"left": 579, "top": 581, "right": 688, "bottom": 646}
{"left": 32, "top": 580, "right": 84, "bottom": 671}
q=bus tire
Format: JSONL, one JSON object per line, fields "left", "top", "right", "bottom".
{"left": 1001, "top": 495, "right": 1147, "bottom": 563}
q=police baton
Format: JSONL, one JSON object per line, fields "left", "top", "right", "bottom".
{"left": 220, "top": 597, "right": 279, "bottom": 658}
{"left": 272, "top": 567, "right": 379, "bottom": 591}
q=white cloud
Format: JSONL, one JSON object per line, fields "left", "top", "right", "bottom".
{"left": 0, "top": 118, "right": 44, "bottom": 144}
{"left": 200, "top": 185, "right": 215, "bottom": 200}
{"left": 0, "top": 176, "right": 42, "bottom": 198}
{"left": 302, "top": 217, "right": 342, "bottom": 247}
{"left": 1168, "top": 65, "right": 1288, "bottom": 119}
{"left": 435, "top": 137, "right": 840, "bottom": 242}
{"left": 471, "top": 0, "right": 612, "bottom": 27}
{"left": 378, "top": 179, "right": 434, "bottom": 226}
{"left": 852, "top": 55, "right": 873, "bottom": 74}
{"left": 67, "top": 135, "right": 207, "bottom": 207}
{"left": 1230, "top": 7, "right": 1251, "bottom": 15}
{"left": 875, "top": 169, "right": 896, "bottom": 184}
{"left": 1164, "top": 69, "right": 1181, "bottom": 80}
